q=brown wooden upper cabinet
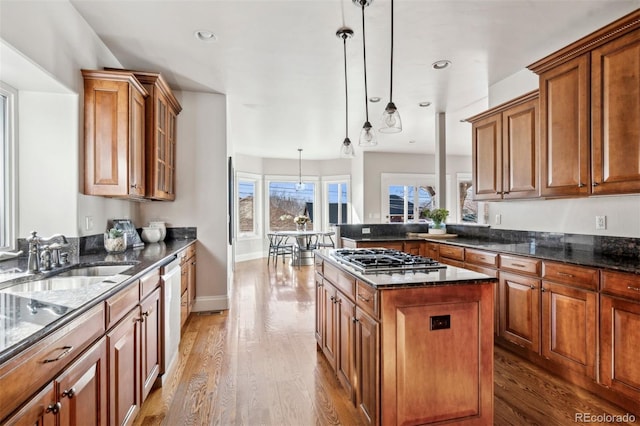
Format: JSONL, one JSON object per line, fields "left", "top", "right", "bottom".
{"left": 132, "top": 71, "right": 183, "bottom": 201}
{"left": 528, "top": 11, "right": 640, "bottom": 196}
{"left": 82, "top": 69, "right": 148, "bottom": 199}
{"left": 83, "top": 69, "right": 182, "bottom": 201}
{"left": 467, "top": 91, "right": 539, "bottom": 201}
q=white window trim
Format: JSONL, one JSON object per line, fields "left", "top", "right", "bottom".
{"left": 0, "top": 82, "right": 17, "bottom": 250}
{"left": 236, "top": 171, "right": 262, "bottom": 240}
{"left": 456, "top": 172, "right": 478, "bottom": 224}
{"left": 321, "top": 175, "right": 351, "bottom": 231}
{"left": 264, "top": 174, "right": 320, "bottom": 233}
{"left": 380, "top": 173, "right": 452, "bottom": 223}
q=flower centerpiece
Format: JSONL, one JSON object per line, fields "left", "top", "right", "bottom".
{"left": 421, "top": 208, "right": 449, "bottom": 234}
{"left": 294, "top": 214, "right": 310, "bottom": 231}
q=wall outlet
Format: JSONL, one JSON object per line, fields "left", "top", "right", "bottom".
{"left": 596, "top": 215, "right": 607, "bottom": 230}
{"left": 362, "top": 227, "right": 371, "bottom": 234}
{"left": 85, "top": 215, "right": 94, "bottom": 231}
{"left": 494, "top": 214, "right": 502, "bottom": 225}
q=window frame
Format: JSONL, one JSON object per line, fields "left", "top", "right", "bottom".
{"left": 456, "top": 173, "right": 478, "bottom": 224}
{"left": 322, "top": 175, "right": 351, "bottom": 230}
{"left": 264, "top": 174, "right": 320, "bottom": 233}
{"left": 236, "top": 172, "right": 262, "bottom": 240}
{"left": 0, "top": 82, "right": 17, "bottom": 250}
{"left": 381, "top": 173, "right": 452, "bottom": 223}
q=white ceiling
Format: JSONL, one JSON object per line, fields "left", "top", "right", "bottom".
{"left": 69, "top": 0, "right": 639, "bottom": 160}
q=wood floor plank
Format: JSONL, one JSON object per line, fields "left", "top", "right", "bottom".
{"left": 134, "top": 259, "right": 636, "bottom": 426}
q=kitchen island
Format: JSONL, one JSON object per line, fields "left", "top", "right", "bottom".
{"left": 314, "top": 249, "right": 496, "bottom": 426}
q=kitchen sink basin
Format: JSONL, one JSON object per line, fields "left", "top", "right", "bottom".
{"left": 55, "top": 264, "right": 134, "bottom": 277}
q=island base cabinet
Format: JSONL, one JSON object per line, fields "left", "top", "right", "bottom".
{"left": 600, "top": 295, "right": 640, "bottom": 402}
{"left": 380, "top": 284, "right": 494, "bottom": 425}
{"left": 3, "top": 383, "right": 57, "bottom": 426}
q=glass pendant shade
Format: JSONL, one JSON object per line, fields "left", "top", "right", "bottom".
{"left": 341, "top": 137, "right": 355, "bottom": 158}
{"left": 359, "top": 121, "right": 377, "bottom": 146}
{"left": 379, "top": 102, "right": 402, "bottom": 133}
{"left": 295, "top": 181, "right": 306, "bottom": 191}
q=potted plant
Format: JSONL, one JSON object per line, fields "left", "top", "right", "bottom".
{"left": 104, "top": 227, "right": 127, "bottom": 253}
{"left": 421, "top": 208, "right": 449, "bottom": 234}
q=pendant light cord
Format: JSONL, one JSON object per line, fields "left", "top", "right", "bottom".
{"left": 361, "top": 2, "right": 370, "bottom": 122}
{"left": 389, "top": 0, "right": 394, "bottom": 103}
{"left": 343, "top": 34, "right": 349, "bottom": 138}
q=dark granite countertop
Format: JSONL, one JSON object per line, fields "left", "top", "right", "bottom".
{"left": 0, "top": 238, "right": 196, "bottom": 364}
{"left": 340, "top": 234, "right": 639, "bottom": 275}
{"left": 316, "top": 249, "right": 496, "bottom": 289}
{"left": 422, "top": 237, "right": 640, "bottom": 275}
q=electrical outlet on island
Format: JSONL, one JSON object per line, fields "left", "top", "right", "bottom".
{"left": 362, "top": 227, "right": 371, "bottom": 234}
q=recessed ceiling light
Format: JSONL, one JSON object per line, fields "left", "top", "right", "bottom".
{"left": 369, "top": 96, "right": 381, "bottom": 103}
{"left": 419, "top": 101, "right": 431, "bottom": 107}
{"left": 409, "top": 140, "right": 416, "bottom": 144}
{"left": 432, "top": 60, "right": 451, "bottom": 70}
{"left": 194, "top": 30, "right": 217, "bottom": 43}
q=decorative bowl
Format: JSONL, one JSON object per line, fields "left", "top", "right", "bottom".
{"left": 141, "top": 227, "right": 162, "bottom": 243}
{"left": 148, "top": 221, "right": 166, "bottom": 241}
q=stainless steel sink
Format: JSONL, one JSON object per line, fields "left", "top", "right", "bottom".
{"left": 55, "top": 264, "right": 133, "bottom": 277}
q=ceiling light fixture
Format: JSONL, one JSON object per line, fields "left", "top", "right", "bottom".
{"left": 296, "top": 148, "right": 306, "bottom": 191}
{"left": 194, "top": 30, "right": 217, "bottom": 43}
{"left": 354, "top": 0, "right": 377, "bottom": 147}
{"left": 379, "top": 0, "right": 402, "bottom": 134}
{"left": 432, "top": 60, "right": 451, "bottom": 70}
{"left": 369, "top": 97, "right": 381, "bottom": 103}
{"left": 337, "top": 27, "right": 355, "bottom": 158}
{"left": 419, "top": 101, "right": 432, "bottom": 107}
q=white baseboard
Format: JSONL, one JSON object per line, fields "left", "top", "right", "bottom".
{"left": 193, "top": 295, "right": 229, "bottom": 312}
{"left": 234, "top": 251, "right": 266, "bottom": 262}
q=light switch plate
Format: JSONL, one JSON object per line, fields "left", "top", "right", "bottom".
{"left": 596, "top": 215, "right": 606, "bottom": 230}
{"left": 362, "top": 227, "right": 371, "bottom": 234}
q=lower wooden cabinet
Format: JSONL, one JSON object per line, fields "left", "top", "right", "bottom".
{"left": 336, "top": 291, "right": 356, "bottom": 398}
{"left": 179, "top": 243, "right": 197, "bottom": 325}
{"left": 3, "top": 382, "right": 57, "bottom": 426}
{"left": 140, "top": 288, "right": 161, "bottom": 401}
{"left": 402, "top": 241, "right": 421, "bottom": 255}
{"left": 499, "top": 271, "right": 540, "bottom": 352}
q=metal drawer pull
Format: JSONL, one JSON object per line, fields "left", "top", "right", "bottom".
{"left": 358, "top": 294, "right": 371, "bottom": 302}
{"left": 529, "top": 285, "right": 536, "bottom": 290}
{"left": 142, "top": 308, "right": 153, "bottom": 317}
{"left": 628, "top": 286, "right": 640, "bottom": 292}
{"left": 62, "top": 387, "right": 76, "bottom": 399}
{"left": 512, "top": 263, "right": 526, "bottom": 268}
{"left": 46, "top": 402, "right": 62, "bottom": 414}
{"left": 43, "top": 345, "right": 73, "bottom": 363}
{"left": 557, "top": 272, "right": 574, "bottom": 278}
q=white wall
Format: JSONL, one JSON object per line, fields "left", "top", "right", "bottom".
{"left": 139, "top": 91, "right": 229, "bottom": 311}
{"left": 0, "top": 0, "right": 138, "bottom": 238}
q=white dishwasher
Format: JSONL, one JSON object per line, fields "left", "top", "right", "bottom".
{"left": 160, "top": 256, "right": 181, "bottom": 381}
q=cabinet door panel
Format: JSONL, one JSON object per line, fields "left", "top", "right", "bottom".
{"left": 140, "top": 289, "right": 161, "bottom": 401}
{"left": 499, "top": 272, "right": 540, "bottom": 352}
{"left": 592, "top": 29, "right": 640, "bottom": 194}
{"left": 355, "top": 308, "right": 379, "bottom": 426}
{"left": 315, "top": 273, "right": 324, "bottom": 346}
{"left": 3, "top": 383, "right": 57, "bottom": 426}
{"left": 600, "top": 295, "right": 640, "bottom": 402}
{"left": 503, "top": 98, "right": 539, "bottom": 198}
{"left": 57, "top": 337, "right": 108, "bottom": 426}
{"left": 539, "top": 55, "right": 590, "bottom": 197}
{"left": 541, "top": 282, "right": 596, "bottom": 378}
{"left": 336, "top": 293, "right": 355, "bottom": 399}
{"left": 107, "top": 308, "right": 141, "bottom": 426}
{"left": 321, "top": 285, "right": 337, "bottom": 369}
{"left": 472, "top": 114, "right": 502, "bottom": 200}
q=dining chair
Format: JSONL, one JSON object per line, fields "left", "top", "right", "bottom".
{"left": 267, "top": 233, "right": 293, "bottom": 265}
{"left": 315, "top": 231, "right": 336, "bottom": 249}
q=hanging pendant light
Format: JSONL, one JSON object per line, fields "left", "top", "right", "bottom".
{"left": 295, "top": 148, "right": 306, "bottom": 191}
{"left": 379, "top": 0, "right": 402, "bottom": 133}
{"left": 354, "top": 0, "right": 377, "bottom": 147}
{"left": 337, "top": 27, "right": 355, "bottom": 158}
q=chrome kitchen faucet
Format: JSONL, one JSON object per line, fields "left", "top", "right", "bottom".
{"left": 26, "top": 231, "right": 69, "bottom": 273}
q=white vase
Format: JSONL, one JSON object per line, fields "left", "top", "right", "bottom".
{"left": 149, "top": 221, "right": 166, "bottom": 241}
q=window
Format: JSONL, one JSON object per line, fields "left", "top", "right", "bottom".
{"left": 382, "top": 173, "right": 451, "bottom": 223}
{"left": 324, "top": 177, "right": 350, "bottom": 227}
{"left": 0, "top": 82, "right": 16, "bottom": 250}
{"left": 267, "top": 179, "right": 316, "bottom": 231}
{"left": 457, "top": 173, "right": 478, "bottom": 223}
{"left": 236, "top": 172, "right": 261, "bottom": 238}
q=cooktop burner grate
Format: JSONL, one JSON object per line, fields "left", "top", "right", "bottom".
{"left": 332, "top": 248, "right": 446, "bottom": 273}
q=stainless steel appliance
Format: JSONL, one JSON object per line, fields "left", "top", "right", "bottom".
{"left": 160, "top": 257, "right": 181, "bottom": 381}
{"left": 332, "top": 248, "right": 446, "bottom": 274}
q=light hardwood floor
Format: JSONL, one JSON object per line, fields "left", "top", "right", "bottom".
{"left": 134, "top": 259, "right": 637, "bottom": 426}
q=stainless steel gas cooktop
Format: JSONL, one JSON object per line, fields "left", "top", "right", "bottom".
{"left": 332, "top": 248, "right": 446, "bottom": 274}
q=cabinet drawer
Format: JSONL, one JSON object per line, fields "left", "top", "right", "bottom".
{"left": 465, "top": 249, "right": 498, "bottom": 267}
{"left": 0, "top": 304, "right": 105, "bottom": 421}
{"left": 140, "top": 269, "right": 160, "bottom": 300}
{"left": 105, "top": 281, "right": 140, "bottom": 330}
{"left": 355, "top": 281, "right": 378, "bottom": 319}
{"left": 464, "top": 263, "right": 498, "bottom": 278}
{"left": 499, "top": 254, "right": 541, "bottom": 276}
{"left": 601, "top": 270, "right": 640, "bottom": 301}
{"left": 542, "top": 261, "right": 598, "bottom": 291}
{"left": 179, "top": 244, "right": 196, "bottom": 264}
{"left": 324, "top": 262, "right": 355, "bottom": 300}
{"left": 438, "top": 245, "right": 464, "bottom": 261}
{"left": 422, "top": 242, "right": 439, "bottom": 260}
